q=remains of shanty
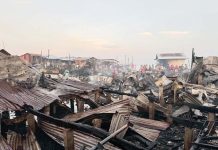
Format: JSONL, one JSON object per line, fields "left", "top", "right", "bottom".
{"left": 0, "top": 48, "right": 218, "bottom": 150}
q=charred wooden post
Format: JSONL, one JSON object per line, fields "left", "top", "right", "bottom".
{"left": 159, "top": 84, "right": 164, "bottom": 106}
{"left": 166, "top": 104, "right": 173, "bottom": 123}
{"left": 51, "top": 103, "right": 57, "bottom": 116}
{"left": 107, "top": 93, "right": 112, "bottom": 102}
{"left": 27, "top": 114, "right": 36, "bottom": 133}
{"left": 70, "top": 99, "right": 74, "bottom": 113}
{"left": 95, "top": 91, "right": 100, "bottom": 103}
{"left": 0, "top": 111, "right": 1, "bottom": 135}
{"left": 149, "top": 101, "right": 155, "bottom": 120}
{"left": 64, "top": 129, "right": 74, "bottom": 150}
{"left": 208, "top": 112, "right": 215, "bottom": 122}
{"left": 198, "top": 73, "right": 203, "bottom": 85}
{"left": 77, "top": 99, "right": 84, "bottom": 112}
{"left": 184, "top": 127, "right": 193, "bottom": 150}
{"left": 92, "top": 119, "right": 102, "bottom": 128}
{"left": 173, "top": 82, "right": 179, "bottom": 104}
{"left": 43, "top": 105, "right": 50, "bottom": 116}
{"left": 208, "top": 112, "right": 215, "bottom": 135}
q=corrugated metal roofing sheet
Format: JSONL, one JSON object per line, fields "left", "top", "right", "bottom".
{"left": 64, "top": 99, "right": 131, "bottom": 122}
{"left": 39, "top": 120, "right": 121, "bottom": 150}
{"left": 0, "top": 136, "right": 12, "bottom": 150}
{"left": 7, "top": 129, "right": 41, "bottom": 150}
{"left": 59, "top": 79, "right": 99, "bottom": 92}
{"left": 0, "top": 80, "right": 58, "bottom": 111}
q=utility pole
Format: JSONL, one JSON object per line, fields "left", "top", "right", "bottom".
{"left": 2, "top": 41, "right": 5, "bottom": 49}
{"left": 69, "top": 53, "right": 71, "bottom": 65}
{"left": 48, "top": 49, "right": 50, "bottom": 59}
{"left": 41, "top": 50, "right": 43, "bottom": 65}
{"left": 124, "top": 55, "right": 126, "bottom": 66}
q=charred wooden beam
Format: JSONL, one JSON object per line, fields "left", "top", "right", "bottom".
{"left": 172, "top": 117, "right": 203, "bottom": 129}
{"left": 101, "top": 88, "right": 138, "bottom": 97}
{"left": 184, "top": 103, "right": 218, "bottom": 113}
{"left": 159, "top": 84, "right": 164, "bottom": 106}
{"left": 184, "top": 127, "right": 193, "bottom": 150}
{"left": 27, "top": 114, "right": 36, "bottom": 133}
{"left": 23, "top": 105, "right": 147, "bottom": 150}
{"left": 70, "top": 99, "right": 74, "bottom": 113}
{"left": 192, "top": 142, "right": 218, "bottom": 149}
{"left": 0, "top": 111, "right": 1, "bottom": 135}
{"left": 202, "top": 136, "right": 218, "bottom": 141}
{"left": 90, "top": 124, "right": 128, "bottom": 150}
{"left": 149, "top": 101, "right": 155, "bottom": 120}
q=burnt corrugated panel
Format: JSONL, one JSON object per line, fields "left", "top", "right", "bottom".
{"left": 129, "top": 115, "right": 170, "bottom": 131}
{"left": 39, "top": 120, "right": 121, "bottom": 150}
{"left": 0, "top": 136, "right": 12, "bottom": 150}
{"left": 130, "top": 125, "right": 160, "bottom": 142}
{"left": 7, "top": 129, "right": 41, "bottom": 150}
{"left": 64, "top": 99, "right": 131, "bottom": 122}
{"left": 0, "top": 80, "right": 58, "bottom": 110}
{"left": 61, "top": 80, "right": 99, "bottom": 92}
{"left": 0, "top": 96, "right": 20, "bottom": 111}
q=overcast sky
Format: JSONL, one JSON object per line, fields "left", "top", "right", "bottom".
{"left": 0, "top": 0, "right": 218, "bottom": 64}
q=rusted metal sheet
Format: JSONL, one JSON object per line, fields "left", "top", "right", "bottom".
{"left": 0, "top": 136, "right": 12, "bottom": 150}
{"left": 39, "top": 120, "right": 121, "bottom": 150}
{"left": 0, "top": 80, "right": 58, "bottom": 111}
{"left": 7, "top": 129, "right": 41, "bottom": 150}
{"left": 64, "top": 99, "right": 131, "bottom": 122}
{"left": 109, "top": 111, "right": 130, "bottom": 138}
{"left": 130, "top": 125, "right": 160, "bottom": 142}
{"left": 129, "top": 115, "right": 170, "bottom": 131}
{"left": 61, "top": 80, "right": 99, "bottom": 92}
{"left": 0, "top": 97, "right": 20, "bottom": 111}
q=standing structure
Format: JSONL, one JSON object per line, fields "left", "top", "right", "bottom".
{"left": 155, "top": 53, "right": 187, "bottom": 67}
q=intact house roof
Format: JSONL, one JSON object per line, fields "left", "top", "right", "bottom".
{"left": 155, "top": 53, "right": 187, "bottom": 60}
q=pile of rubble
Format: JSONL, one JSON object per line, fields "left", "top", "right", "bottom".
{"left": 0, "top": 50, "right": 218, "bottom": 150}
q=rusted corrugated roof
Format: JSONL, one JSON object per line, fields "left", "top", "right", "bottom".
{"left": 0, "top": 80, "right": 58, "bottom": 111}
{"left": 7, "top": 129, "right": 41, "bottom": 150}
{"left": 64, "top": 99, "right": 131, "bottom": 122}
{"left": 129, "top": 115, "right": 170, "bottom": 131}
{"left": 58, "top": 79, "right": 99, "bottom": 93}
{"left": 0, "top": 97, "right": 20, "bottom": 111}
{"left": 0, "top": 136, "right": 12, "bottom": 150}
{"left": 39, "top": 120, "right": 121, "bottom": 150}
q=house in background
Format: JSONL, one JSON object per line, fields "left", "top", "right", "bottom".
{"left": 155, "top": 53, "right": 187, "bottom": 67}
{"left": 20, "top": 53, "right": 42, "bottom": 64}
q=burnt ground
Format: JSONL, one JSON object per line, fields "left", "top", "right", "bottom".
{"left": 154, "top": 125, "right": 185, "bottom": 150}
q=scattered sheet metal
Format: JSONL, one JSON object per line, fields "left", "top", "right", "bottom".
{"left": 130, "top": 125, "right": 160, "bottom": 142}
{"left": 0, "top": 136, "right": 12, "bottom": 150}
{"left": 64, "top": 99, "right": 131, "bottom": 122}
{"left": 7, "top": 129, "right": 41, "bottom": 150}
{"left": 129, "top": 115, "right": 170, "bottom": 131}
{"left": 39, "top": 120, "right": 121, "bottom": 150}
{"left": 0, "top": 80, "right": 58, "bottom": 111}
